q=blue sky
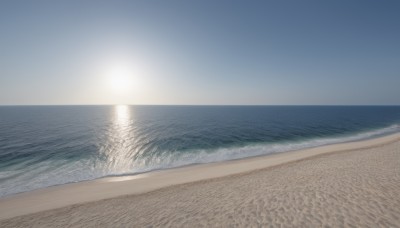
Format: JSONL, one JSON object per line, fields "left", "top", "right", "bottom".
{"left": 0, "top": 0, "right": 399, "bottom": 105}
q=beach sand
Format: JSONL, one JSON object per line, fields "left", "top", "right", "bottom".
{"left": 1, "top": 133, "right": 400, "bottom": 227}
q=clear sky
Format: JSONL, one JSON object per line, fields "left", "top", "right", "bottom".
{"left": 0, "top": 0, "right": 399, "bottom": 105}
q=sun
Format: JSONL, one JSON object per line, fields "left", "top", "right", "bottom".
{"left": 105, "top": 63, "right": 134, "bottom": 93}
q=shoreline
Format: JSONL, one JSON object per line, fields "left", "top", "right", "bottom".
{"left": 2, "top": 125, "right": 398, "bottom": 198}
{"left": 0, "top": 132, "right": 399, "bottom": 221}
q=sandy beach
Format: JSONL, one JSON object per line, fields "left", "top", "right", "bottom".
{"left": 1, "top": 133, "right": 400, "bottom": 227}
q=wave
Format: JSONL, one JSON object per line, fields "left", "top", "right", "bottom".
{"left": 124, "top": 124, "right": 400, "bottom": 175}
{"left": 1, "top": 124, "right": 399, "bottom": 198}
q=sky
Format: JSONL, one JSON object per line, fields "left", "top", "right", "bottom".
{"left": 0, "top": 0, "right": 399, "bottom": 105}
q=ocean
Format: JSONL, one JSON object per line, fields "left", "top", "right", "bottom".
{"left": 0, "top": 105, "right": 399, "bottom": 197}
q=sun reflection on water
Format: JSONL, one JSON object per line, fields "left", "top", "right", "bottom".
{"left": 115, "top": 105, "right": 131, "bottom": 127}
{"left": 101, "top": 173, "right": 149, "bottom": 182}
{"left": 101, "top": 105, "right": 136, "bottom": 174}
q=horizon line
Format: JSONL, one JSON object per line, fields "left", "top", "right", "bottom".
{"left": 0, "top": 104, "right": 399, "bottom": 107}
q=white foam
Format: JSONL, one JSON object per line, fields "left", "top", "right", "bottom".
{"left": 131, "top": 124, "right": 400, "bottom": 174}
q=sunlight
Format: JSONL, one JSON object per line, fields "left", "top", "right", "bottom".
{"left": 106, "top": 63, "right": 134, "bottom": 93}
{"left": 99, "top": 105, "right": 135, "bottom": 174}
{"left": 101, "top": 173, "right": 149, "bottom": 182}
{"left": 115, "top": 104, "right": 130, "bottom": 126}
{"left": 95, "top": 53, "right": 154, "bottom": 104}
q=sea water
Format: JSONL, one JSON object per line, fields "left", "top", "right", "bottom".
{"left": 0, "top": 105, "right": 399, "bottom": 197}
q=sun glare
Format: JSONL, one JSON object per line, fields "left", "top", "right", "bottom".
{"left": 106, "top": 63, "right": 134, "bottom": 93}
{"left": 98, "top": 56, "right": 150, "bottom": 104}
